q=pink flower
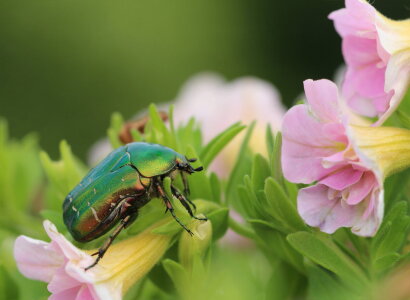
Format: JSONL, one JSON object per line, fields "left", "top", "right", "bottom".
{"left": 14, "top": 220, "right": 172, "bottom": 300}
{"left": 281, "top": 79, "right": 383, "bottom": 236}
{"left": 173, "top": 73, "right": 286, "bottom": 177}
{"left": 329, "top": 0, "right": 410, "bottom": 124}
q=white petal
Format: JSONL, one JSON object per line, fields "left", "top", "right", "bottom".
{"left": 14, "top": 236, "right": 63, "bottom": 282}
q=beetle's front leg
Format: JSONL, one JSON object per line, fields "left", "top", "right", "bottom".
{"left": 85, "top": 213, "right": 135, "bottom": 271}
{"left": 171, "top": 185, "right": 207, "bottom": 222}
{"left": 181, "top": 172, "right": 196, "bottom": 210}
{"left": 154, "top": 180, "right": 193, "bottom": 236}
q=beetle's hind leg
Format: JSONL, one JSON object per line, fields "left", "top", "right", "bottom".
{"left": 155, "top": 180, "right": 194, "bottom": 236}
{"left": 85, "top": 213, "right": 135, "bottom": 271}
{"left": 171, "top": 185, "right": 207, "bottom": 222}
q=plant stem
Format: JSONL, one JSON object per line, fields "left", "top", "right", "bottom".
{"left": 228, "top": 216, "right": 256, "bottom": 240}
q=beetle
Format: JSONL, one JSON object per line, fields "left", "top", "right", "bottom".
{"left": 63, "top": 142, "right": 206, "bottom": 270}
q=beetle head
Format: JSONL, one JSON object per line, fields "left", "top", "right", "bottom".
{"left": 176, "top": 157, "right": 203, "bottom": 174}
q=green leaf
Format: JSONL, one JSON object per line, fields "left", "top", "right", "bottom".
{"left": 206, "top": 207, "right": 229, "bottom": 240}
{"left": 183, "top": 145, "right": 213, "bottom": 201}
{"left": 250, "top": 220, "right": 304, "bottom": 273}
{"left": 266, "top": 261, "right": 303, "bottom": 300}
{"left": 371, "top": 201, "right": 410, "bottom": 260}
{"left": 306, "top": 263, "right": 361, "bottom": 300}
{"left": 264, "top": 177, "right": 306, "bottom": 231}
{"left": 373, "top": 253, "right": 401, "bottom": 274}
{"left": 40, "top": 140, "right": 86, "bottom": 198}
{"left": 225, "top": 122, "right": 255, "bottom": 206}
{"left": 200, "top": 123, "right": 246, "bottom": 169}
{"left": 251, "top": 154, "right": 270, "bottom": 192}
{"left": 107, "top": 112, "right": 124, "bottom": 148}
{"left": 265, "top": 124, "right": 275, "bottom": 156}
{"left": 148, "top": 104, "right": 176, "bottom": 149}
{"left": 162, "top": 259, "right": 186, "bottom": 296}
{"left": 0, "top": 265, "right": 19, "bottom": 300}
{"left": 396, "top": 110, "right": 410, "bottom": 129}
{"left": 287, "top": 232, "right": 368, "bottom": 290}
{"left": 271, "top": 132, "right": 283, "bottom": 182}
{"left": 209, "top": 172, "right": 221, "bottom": 203}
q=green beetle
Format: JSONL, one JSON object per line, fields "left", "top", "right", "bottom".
{"left": 63, "top": 142, "right": 206, "bottom": 270}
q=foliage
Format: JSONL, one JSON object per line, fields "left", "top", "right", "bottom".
{"left": 3, "top": 102, "right": 410, "bottom": 299}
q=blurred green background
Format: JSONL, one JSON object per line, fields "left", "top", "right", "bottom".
{"left": 1, "top": 0, "right": 409, "bottom": 159}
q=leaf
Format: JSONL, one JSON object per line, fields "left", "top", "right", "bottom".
{"left": 371, "top": 201, "right": 410, "bottom": 260}
{"left": 306, "top": 263, "right": 361, "bottom": 300}
{"left": 251, "top": 154, "right": 270, "bottom": 192}
{"left": 209, "top": 172, "right": 221, "bottom": 203}
{"left": 271, "top": 132, "right": 283, "bottom": 182}
{"left": 107, "top": 112, "right": 124, "bottom": 148}
{"left": 200, "top": 123, "right": 246, "bottom": 169}
{"left": 250, "top": 220, "right": 304, "bottom": 273}
{"left": 287, "top": 232, "right": 368, "bottom": 290}
{"left": 373, "top": 253, "right": 401, "bottom": 274}
{"left": 225, "top": 122, "right": 255, "bottom": 206}
{"left": 148, "top": 104, "right": 176, "bottom": 149}
{"left": 162, "top": 259, "right": 186, "bottom": 296}
{"left": 265, "top": 124, "right": 275, "bottom": 157}
{"left": 0, "top": 265, "right": 19, "bottom": 300}
{"left": 264, "top": 177, "right": 306, "bottom": 231}
{"left": 266, "top": 261, "right": 302, "bottom": 300}
{"left": 206, "top": 207, "right": 229, "bottom": 240}
{"left": 183, "top": 146, "right": 212, "bottom": 201}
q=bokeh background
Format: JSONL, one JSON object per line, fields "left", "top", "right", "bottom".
{"left": 1, "top": 0, "right": 409, "bottom": 159}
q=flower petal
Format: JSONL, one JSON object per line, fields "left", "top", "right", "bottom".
{"left": 49, "top": 287, "right": 83, "bottom": 300}
{"left": 43, "top": 220, "right": 93, "bottom": 264}
{"left": 376, "top": 15, "right": 410, "bottom": 55}
{"left": 298, "top": 184, "right": 356, "bottom": 234}
{"left": 351, "top": 188, "right": 384, "bottom": 236}
{"left": 48, "top": 267, "right": 83, "bottom": 294}
{"left": 14, "top": 236, "right": 63, "bottom": 282}
{"left": 346, "top": 171, "right": 376, "bottom": 205}
{"left": 319, "top": 168, "right": 363, "bottom": 190}
{"left": 328, "top": 0, "right": 376, "bottom": 38}
{"left": 75, "top": 285, "right": 96, "bottom": 300}
{"left": 348, "top": 125, "right": 410, "bottom": 181}
{"left": 281, "top": 105, "right": 341, "bottom": 183}
{"left": 377, "top": 49, "right": 410, "bottom": 124}
{"left": 303, "top": 79, "right": 340, "bottom": 122}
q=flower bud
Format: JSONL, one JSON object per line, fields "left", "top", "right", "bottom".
{"left": 178, "top": 215, "right": 212, "bottom": 268}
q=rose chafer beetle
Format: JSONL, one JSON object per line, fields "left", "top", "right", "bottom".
{"left": 63, "top": 142, "right": 206, "bottom": 270}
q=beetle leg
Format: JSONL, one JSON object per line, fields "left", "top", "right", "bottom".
{"left": 85, "top": 214, "right": 134, "bottom": 271}
{"left": 171, "top": 185, "right": 207, "bottom": 221}
{"left": 181, "top": 172, "right": 191, "bottom": 198}
{"left": 155, "top": 181, "right": 193, "bottom": 236}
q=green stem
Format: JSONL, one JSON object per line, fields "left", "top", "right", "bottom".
{"left": 228, "top": 217, "right": 256, "bottom": 240}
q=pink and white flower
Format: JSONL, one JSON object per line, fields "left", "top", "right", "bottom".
{"left": 14, "top": 220, "right": 172, "bottom": 300}
{"left": 329, "top": 0, "right": 410, "bottom": 124}
{"left": 281, "top": 79, "right": 410, "bottom": 236}
{"left": 173, "top": 73, "right": 286, "bottom": 177}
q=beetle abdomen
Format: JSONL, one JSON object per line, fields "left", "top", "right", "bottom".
{"left": 63, "top": 165, "right": 150, "bottom": 242}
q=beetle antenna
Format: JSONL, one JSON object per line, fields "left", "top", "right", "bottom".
{"left": 194, "top": 166, "right": 203, "bottom": 172}
{"left": 187, "top": 158, "right": 197, "bottom": 163}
